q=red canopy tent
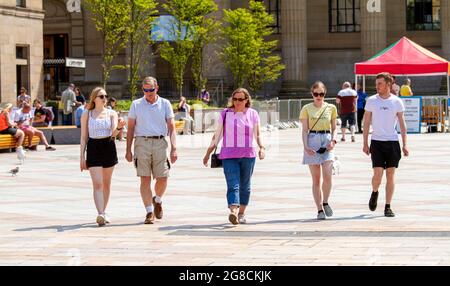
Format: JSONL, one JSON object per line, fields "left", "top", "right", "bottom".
{"left": 354, "top": 37, "right": 449, "bottom": 130}
{"left": 355, "top": 36, "right": 450, "bottom": 76}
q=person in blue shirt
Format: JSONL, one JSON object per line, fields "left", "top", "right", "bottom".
{"left": 75, "top": 96, "right": 86, "bottom": 128}
{"left": 354, "top": 83, "right": 367, "bottom": 134}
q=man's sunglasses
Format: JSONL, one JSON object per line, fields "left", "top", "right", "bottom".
{"left": 97, "top": 94, "right": 108, "bottom": 99}
{"left": 143, "top": 88, "right": 156, "bottom": 93}
{"left": 232, "top": 97, "right": 247, "bottom": 102}
{"left": 312, "top": 92, "right": 325, "bottom": 97}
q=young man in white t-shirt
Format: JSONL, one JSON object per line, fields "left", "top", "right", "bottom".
{"left": 363, "top": 72, "right": 409, "bottom": 217}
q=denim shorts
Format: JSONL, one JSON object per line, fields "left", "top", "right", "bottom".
{"left": 302, "top": 133, "right": 334, "bottom": 165}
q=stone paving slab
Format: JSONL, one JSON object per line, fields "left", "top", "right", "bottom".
{"left": 1, "top": 129, "right": 450, "bottom": 265}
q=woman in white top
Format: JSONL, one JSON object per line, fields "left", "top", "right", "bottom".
{"left": 80, "top": 87, "right": 125, "bottom": 226}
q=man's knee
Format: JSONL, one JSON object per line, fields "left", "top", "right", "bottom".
{"left": 140, "top": 176, "right": 152, "bottom": 184}
{"left": 156, "top": 177, "right": 168, "bottom": 184}
{"left": 386, "top": 168, "right": 396, "bottom": 178}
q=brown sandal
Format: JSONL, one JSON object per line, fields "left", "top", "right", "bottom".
{"left": 228, "top": 213, "right": 239, "bottom": 225}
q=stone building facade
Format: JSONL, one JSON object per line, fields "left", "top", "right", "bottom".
{"left": 0, "top": 0, "right": 45, "bottom": 104}
{"left": 1, "top": 0, "right": 450, "bottom": 104}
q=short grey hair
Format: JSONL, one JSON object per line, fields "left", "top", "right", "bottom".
{"left": 142, "top": 76, "right": 158, "bottom": 86}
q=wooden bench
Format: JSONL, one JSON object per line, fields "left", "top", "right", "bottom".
{"left": 175, "top": 120, "right": 186, "bottom": 135}
{"left": 0, "top": 134, "right": 40, "bottom": 151}
{"left": 422, "top": 105, "right": 445, "bottom": 133}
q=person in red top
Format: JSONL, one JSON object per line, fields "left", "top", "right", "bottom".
{"left": 336, "top": 82, "right": 358, "bottom": 142}
{"left": 0, "top": 103, "right": 26, "bottom": 158}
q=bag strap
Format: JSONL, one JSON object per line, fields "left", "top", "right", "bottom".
{"left": 213, "top": 109, "right": 227, "bottom": 154}
{"left": 309, "top": 104, "right": 329, "bottom": 132}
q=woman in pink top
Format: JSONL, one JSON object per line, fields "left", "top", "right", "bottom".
{"left": 203, "top": 88, "right": 265, "bottom": 225}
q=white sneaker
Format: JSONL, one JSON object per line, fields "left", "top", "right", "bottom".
{"left": 104, "top": 214, "right": 110, "bottom": 224}
{"left": 323, "top": 204, "right": 333, "bottom": 217}
{"left": 238, "top": 214, "right": 247, "bottom": 224}
{"left": 317, "top": 211, "right": 326, "bottom": 220}
{"left": 16, "top": 147, "right": 26, "bottom": 160}
{"left": 96, "top": 214, "right": 106, "bottom": 226}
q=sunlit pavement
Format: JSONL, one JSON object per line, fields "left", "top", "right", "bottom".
{"left": 1, "top": 129, "right": 450, "bottom": 265}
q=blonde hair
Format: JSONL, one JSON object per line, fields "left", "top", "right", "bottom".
{"left": 142, "top": 76, "right": 158, "bottom": 86}
{"left": 1, "top": 103, "right": 13, "bottom": 112}
{"left": 227, "top": 88, "right": 252, "bottom": 108}
{"left": 87, "top": 87, "right": 106, "bottom": 111}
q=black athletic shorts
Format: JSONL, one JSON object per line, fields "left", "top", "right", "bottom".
{"left": 0, "top": 127, "right": 18, "bottom": 136}
{"left": 86, "top": 137, "right": 118, "bottom": 168}
{"left": 370, "top": 140, "right": 401, "bottom": 169}
{"left": 340, "top": 113, "right": 356, "bottom": 128}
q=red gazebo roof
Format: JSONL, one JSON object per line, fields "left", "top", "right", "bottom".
{"left": 355, "top": 37, "right": 450, "bottom": 76}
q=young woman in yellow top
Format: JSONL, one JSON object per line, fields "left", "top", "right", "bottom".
{"left": 300, "top": 81, "right": 338, "bottom": 220}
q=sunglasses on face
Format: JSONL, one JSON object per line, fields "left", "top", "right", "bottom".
{"left": 232, "top": 97, "right": 247, "bottom": 102}
{"left": 97, "top": 94, "right": 108, "bottom": 99}
{"left": 143, "top": 88, "right": 156, "bottom": 93}
{"left": 312, "top": 92, "right": 325, "bottom": 97}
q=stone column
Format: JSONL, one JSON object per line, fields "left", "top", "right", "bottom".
{"left": 361, "top": 0, "right": 387, "bottom": 61}
{"left": 441, "top": 0, "right": 450, "bottom": 60}
{"left": 69, "top": 11, "right": 85, "bottom": 82}
{"left": 279, "top": 0, "right": 309, "bottom": 98}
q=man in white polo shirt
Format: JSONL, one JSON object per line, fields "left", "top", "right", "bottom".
{"left": 363, "top": 72, "right": 409, "bottom": 218}
{"left": 126, "top": 76, "right": 178, "bottom": 224}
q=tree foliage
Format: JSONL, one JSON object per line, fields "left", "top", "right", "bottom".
{"left": 84, "top": 0, "right": 130, "bottom": 88}
{"left": 126, "top": 0, "right": 158, "bottom": 100}
{"left": 221, "top": 0, "right": 284, "bottom": 91}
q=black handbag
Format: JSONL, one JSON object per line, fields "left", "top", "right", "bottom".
{"left": 210, "top": 150, "right": 222, "bottom": 168}
{"left": 210, "top": 109, "right": 227, "bottom": 168}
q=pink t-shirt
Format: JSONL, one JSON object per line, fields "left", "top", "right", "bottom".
{"left": 218, "top": 108, "right": 260, "bottom": 159}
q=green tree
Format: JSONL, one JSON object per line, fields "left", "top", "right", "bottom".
{"left": 221, "top": 0, "right": 284, "bottom": 91}
{"left": 221, "top": 8, "right": 258, "bottom": 88}
{"left": 247, "top": 0, "right": 284, "bottom": 92}
{"left": 159, "top": 0, "right": 218, "bottom": 99}
{"left": 126, "top": 0, "right": 158, "bottom": 100}
{"left": 190, "top": 1, "right": 219, "bottom": 95}
{"left": 84, "top": 0, "right": 130, "bottom": 88}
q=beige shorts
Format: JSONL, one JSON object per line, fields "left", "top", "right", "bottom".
{"left": 134, "top": 137, "right": 170, "bottom": 178}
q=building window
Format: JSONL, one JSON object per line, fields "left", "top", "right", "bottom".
{"left": 406, "top": 0, "right": 440, "bottom": 31}
{"left": 329, "top": 0, "right": 361, "bottom": 33}
{"left": 16, "top": 46, "right": 28, "bottom": 59}
{"left": 264, "top": 0, "right": 281, "bottom": 33}
{"left": 16, "top": 0, "right": 26, "bottom": 8}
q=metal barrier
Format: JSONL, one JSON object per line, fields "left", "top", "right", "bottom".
{"left": 226, "top": 96, "right": 449, "bottom": 133}
{"left": 274, "top": 98, "right": 338, "bottom": 123}
{"left": 252, "top": 98, "right": 338, "bottom": 127}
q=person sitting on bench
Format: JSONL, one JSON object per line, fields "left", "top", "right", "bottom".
{"left": 0, "top": 103, "right": 26, "bottom": 158}
{"left": 14, "top": 103, "right": 56, "bottom": 151}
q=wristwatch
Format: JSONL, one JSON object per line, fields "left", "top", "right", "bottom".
{"left": 116, "top": 127, "right": 123, "bottom": 131}
{"left": 332, "top": 139, "right": 337, "bottom": 144}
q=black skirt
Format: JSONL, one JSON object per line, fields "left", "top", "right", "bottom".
{"left": 86, "top": 137, "right": 118, "bottom": 168}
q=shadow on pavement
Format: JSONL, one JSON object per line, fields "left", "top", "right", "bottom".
{"left": 14, "top": 222, "right": 144, "bottom": 232}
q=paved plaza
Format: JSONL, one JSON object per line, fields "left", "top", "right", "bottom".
{"left": 1, "top": 129, "right": 450, "bottom": 266}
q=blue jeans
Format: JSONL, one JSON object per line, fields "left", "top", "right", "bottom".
{"left": 63, "top": 113, "right": 72, "bottom": 125}
{"left": 222, "top": 157, "right": 256, "bottom": 207}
